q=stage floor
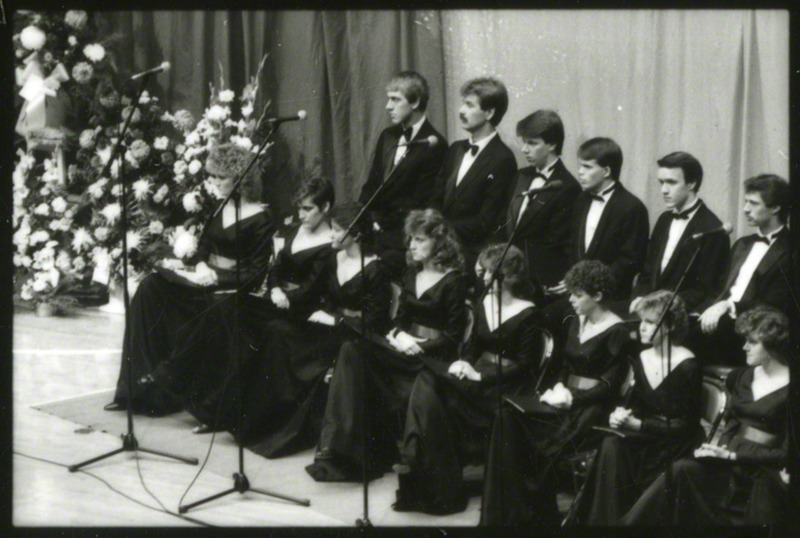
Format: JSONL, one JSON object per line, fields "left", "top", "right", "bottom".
{"left": 12, "top": 305, "right": 491, "bottom": 527}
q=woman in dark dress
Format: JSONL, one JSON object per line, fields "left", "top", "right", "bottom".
{"left": 480, "top": 259, "right": 633, "bottom": 527}
{"left": 244, "top": 203, "right": 392, "bottom": 457}
{"left": 184, "top": 177, "right": 337, "bottom": 438}
{"left": 392, "top": 244, "right": 547, "bottom": 515}
{"left": 620, "top": 306, "right": 791, "bottom": 526}
{"left": 573, "top": 290, "right": 704, "bottom": 524}
{"left": 104, "top": 143, "right": 273, "bottom": 415}
{"left": 306, "top": 208, "right": 466, "bottom": 482}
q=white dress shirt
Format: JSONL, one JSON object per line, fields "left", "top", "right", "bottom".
{"left": 393, "top": 115, "right": 426, "bottom": 166}
{"left": 516, "top": 158, "right": 559, "bottom": 224}
{"left": 583, "top": 183, "right": 617, "bottom": 251}
{"left": 727, "top": 226, "right": 784, "bottom": 311}
{"left": 456, "top": 130, "right": 497, "bottom": 186}
{"left": 660, "top": 199, "right": 702, "bottom": 272}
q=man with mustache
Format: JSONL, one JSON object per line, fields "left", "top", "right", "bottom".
{"left": 432, "top": 77, "right": 517, "bottom": 273}
{"left": 359, "top": 71, "right": 448, "bottom": 280}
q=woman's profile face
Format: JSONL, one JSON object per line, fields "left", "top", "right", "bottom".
{"left": 743, "top": 335, "right": 770, "bottom": 367}
{"left": 568, "top": 288, "right": 599, "bottom": 316}
{"left": 638, "top": 309, "right": 663, "bottom": 346}
{"left": 408, "top": 232, "right": 435, "bottom": 263}
{"left": 298, "top": 196, "right": 327, "bottom": 230}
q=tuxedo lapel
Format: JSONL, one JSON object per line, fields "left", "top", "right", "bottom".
{"left": 381, "top": 127, "right": 402, "bottom": 181}
{"left": 659, "top": 203, "right": 706, "bottom": 280}
{"left": 443, "top": 142, "right": 467, "bottom": 209}
{"left": 754, "top": 231, "right": 788, "bottom": 278}
{"left": 723, "top": 236, "right": 755, "bottom": 293}
{"left": 450, "top": 137, "right": 498, "bottom": 203}
{"left": 585, "top": 186, "right": 622, "bottom": 257}
{"left": 509, "top": 173, "right": 532, "bottom": 225}
{"left": 576, "top": 195, "right": 591, "bottom": 256}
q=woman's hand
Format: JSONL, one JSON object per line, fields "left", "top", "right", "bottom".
{"left": 540, "top": 382, "right": 572, "bottom": 409}
{"left": 693, "top": 443, "right": 736, "bottom": 461}
{"left": 391, "top": 331, "right": 424, "bottom": 355}
{"left": 308, "top": 310, "right": 336, "bottom": 326}
{"left": 448, "top": 360, "right": 480, "bottom": 381}
{"left": 192, "top": 262, "right": 218, "bottom": 287}
{"left": 270, "top": 287, "right": 290, "bottom": 309}
{"left": 608, "top": 407, "right": 632, "bottom": 429}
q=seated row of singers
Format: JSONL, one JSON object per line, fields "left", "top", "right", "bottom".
{"left": 103, "top": 166, "right": 790, "bottom": 526}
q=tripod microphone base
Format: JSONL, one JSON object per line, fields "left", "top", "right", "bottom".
{"left": 356, "top": 517, "right": 372, "bottom": 527}
{"left": 68, "top": 432, "right": 199, "bottom": 473}
{"left": 179, "top": 472, "right": 311, "bottom": 514}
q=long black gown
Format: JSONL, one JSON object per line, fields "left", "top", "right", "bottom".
{"left": 480, "top": 315, "right": 632, "bottom": 527}
{"left": 395, "top": 300, "right": 547, "bottom": 514}
{"left": 306, "top": 266, "right": 466, "bottom": 482}
{"left": 574, "top": 354, "right": 704, "bottom": 524}
{"left": 245, "top": 252, "right": 392, "bottom": 458}
{"left": 179, "top": 224, "right": 333, "bottom": 440}
{"left": 110, "top": 209, "right": 273, "bottom": 415}
{"left": 620, "top": 366, "right": 790, "bottom": 526}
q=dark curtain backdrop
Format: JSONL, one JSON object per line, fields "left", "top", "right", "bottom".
{"left": 98, "top": 10, "right": 447, "bottom": 218}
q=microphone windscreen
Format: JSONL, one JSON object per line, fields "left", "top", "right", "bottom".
{"left": 722, "top": 222, "right": 733, "bottom": 234}
{"left": 161, "top": 61, "right": 171, "bottom": 72}
{"left": 297, "top": 110, "right": 307, "bottom": 120}
{"left": 426, "top": 135, "right": 438, "bottom": 147}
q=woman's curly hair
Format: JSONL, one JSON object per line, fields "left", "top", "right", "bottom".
{"left": 477, "top": 243, "right": 537, "bottom": 300}
{"left": 291, "top": 176, "right": 335, "bottom": 211}
{"left": 634, "top": 290, "right": 689, "bottom": 344}
{"left": 403, "top": 208, "right": 464, "bottom": 272}
{"left": 563, "top": 259, "right": 614, "bottom": 302}
{"left": 205, "top": 143, "right": 263, "bottom": 202}
{"left": 735, "top": 306, "right": 791, "bottom": 364}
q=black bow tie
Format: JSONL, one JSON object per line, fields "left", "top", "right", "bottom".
{"left": 672, "top": 208, "right": 695, "bottom": 220}
{"left": 588, "top": 193, "right": 605, "bottom": 202}
{"left": 753, "top": 236, "right": 771, "bottom": 245}
{"left": 469, "top": 144, "right": 479, "bottom": 156}
{"left": 402, "top": 128, "right": 413, "bottom": 142}
{"left": 531, "top": 170, "right": 546, "bottom": 180}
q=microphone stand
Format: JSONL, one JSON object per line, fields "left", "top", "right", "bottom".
{"left": 179, "top": 121, "right": 310, "bottom": 513}
{"left": 69, "top": 72, "right": 198, "bottom": 472}
{"left": 336, "top": 142, "right": 420, "bottom": 527}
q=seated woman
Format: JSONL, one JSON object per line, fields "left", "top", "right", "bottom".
{"left": 184, "top": 177, "right": 337, "bottom": 437}
{"left": 104, "top": 143, "right": 273, "bottom": 415}
{"left": 620, "top": 306, "right": 791, "bottom": 526}
{"left": 244, "top": 203, "right": 392, "bottom": 457}
{"left": 393, "top": 244, "right": 547, "bottom": 515}
{"left": 306, "top": 208, "right": 466, "bottom": 482}
{"left": 480, "top": 260, "right": 634, "bottom": 527}
{"left": 573, "top": 290, "right": 704, "bottom": 524}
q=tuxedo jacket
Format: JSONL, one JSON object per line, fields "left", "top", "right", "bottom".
{"left": 432, "top": 135, "right": 517, "bottom": 260}
{"left": 632, "top": 201, "right": 730, "bottom": 312}
{"left": 359, "top": 119, "right": 448, "bottom": 239}
{"left": 570, "top": 183, "right": 650, "bottom": 299}
{"left": 704, "top": 227, "right": 792, "bottom": 315}
{"left": 505, "top": 161, "right": 581, "bottom": 287}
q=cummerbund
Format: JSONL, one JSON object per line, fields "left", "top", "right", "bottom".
{"left": 566, "top": 374, "right": 601, "bottom": 390}
{"left": 341, "top": 308, "right": 362, "bottom": 318}
{"left": 409, "top": 323, "right": 442, "bottom": 340}
{"left": 737, "top": 424, "right": 780, "bottom": 447}
{"left": 479, "top": 351, "right": 514, "bottom": 369}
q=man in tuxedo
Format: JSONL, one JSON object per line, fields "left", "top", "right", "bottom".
{"left": 630, "top": 152, "right": 729, "bottom": 314}
{"left": 432, "top": 77, "right": 517, "bottom": 272}
{"left": 695, "top": 174, "right": 793, "bottom": 365}
{"left": 359, "top": 71, "right": 448, "bottom": 280}
{"left": 549, "top": 137, "right": 649, "bottom": 305}
{"left": 505, "top": 110, "right": 580, "bottom": 300}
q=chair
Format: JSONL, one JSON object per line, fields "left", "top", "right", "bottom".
{"left": 458, "top": 299, "right": 475, "bottom": 356}
{"left": 388, "top": 281, "right": 402, "bottom": 320}
{"left": 700, "top": 365, "right": 732, "bottom": 442}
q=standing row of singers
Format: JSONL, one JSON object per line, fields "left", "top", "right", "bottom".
{"left": 103, "top": 69, "right": 793, "bottom": 526}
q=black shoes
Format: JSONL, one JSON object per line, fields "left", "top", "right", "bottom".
{"left": 103, "top": 401, "right": 126, "bottom": 411}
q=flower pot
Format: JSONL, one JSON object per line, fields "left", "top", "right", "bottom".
{"left": 35, "top": 302, "right": 57, "bottom": 317}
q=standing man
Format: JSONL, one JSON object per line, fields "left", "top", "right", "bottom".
{"left": 432, "top": 77, "right": 517, "bottom": 273}
{"left": 359, "top": 71, "right": 448, "bottom": 280}
{"left": 505, "top": 110, "right": 580, "bottom": 301}
{"left": 695, "top": 174, "right": 792, "bottom": 365}
{"left": 630, "top": 151, "right": 730, "bottom": 314}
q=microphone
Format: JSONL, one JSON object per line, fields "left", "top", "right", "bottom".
{"left": 267, "top": 110, "right": 307, "bottom": 126}
{"left": 396, "top": 135, "right": 438, "bottom": 148}
{"left": 516, "top": 179, "right": 564, "bottom": 197}
{"left": 691, "top": 223, "right": 733, "bottom": 241}
{"left": 129, "top": 62, "right": 170, "bottom": 81}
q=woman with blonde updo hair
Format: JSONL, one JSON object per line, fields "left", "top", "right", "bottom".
{"left": 104, "top": 143, "right": 273, "bottom": 415}
{"left": 307, "top": 208, "right": 467, "bottom": 482}
{"left": 393, "top": 243, "right": 548, "bottom": 514}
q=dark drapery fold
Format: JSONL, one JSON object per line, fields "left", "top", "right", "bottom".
{"left": 97, "top": 10, "right": 447, "bottom": 218}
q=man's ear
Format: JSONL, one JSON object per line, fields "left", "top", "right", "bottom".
{"left": 485, "top": 107, "right": 496, "bottom": 123}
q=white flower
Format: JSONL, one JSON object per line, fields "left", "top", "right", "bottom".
{"left": 110, "top": 159, "right": 120, "bottom": 179}
{"left": 32, "top": 278, "right": 48, "bottom": 292}
{"left": 173, "top": 160, "right": 188, "bottom": 176}
{"left": 111, "top": 184, "right": 123, "bottom": 197}
{"left": 68, "top": 36, "right": 78, "bottom": 47}
{"left": 20, "top": 256, "right": 33, "bottom": 268}
{"left": 172, "top": 227, "right": 198, "bottom": 259}
{"left": 34, "top": 203, "right": 50, "bottom": 216}
{"left": 132, "top": 179, "right": 152, "bottom": 201}
{"left": 72, "top": 228, "right": 94, "bottom": 252}
{"left": 51, "top": 197, "right": 67, "bottom": 213}
{"left": 218, "top": 89, "right": 235, "bottom": 103}
{"left": 188, "top": 159, "right": 203, "bottom": 175}
{"left": 148, "top": 220, "right": 164, "bottom": 235}
{"left": 40, "top": 186, "right": 51, "bottom": 196}
{"left": 101, "top": 203, "right": 122, "bottom": 224}
{"left": 72, "top": 256, "right": 86, "bottom": 272}
{"left": 126, "top": 230, "right": 142, "bottom": 251}
{"left": 241, "top": 103, "right": 254, "bottom": 118}
{"left": 182, "top": 191, "right": 202, "bottom": 213}
{"left": 153, "top": 184, "right": 169, "bottom": 204}
{"left": 20, "top": 286, "right": 33, "bottom": 300}
{"left": 29, "top": 230, "right": 50, "bottom": 245}
{"left": 13, "top": 254, "right": 22, "bottom": 267}
{"left": 20, "top": 26, "right": 46, "bottom": 51}
{"left": 56, "top": 251, "right": 72, "bottom": 272}
{"left": 94, "top": 227, "right": 110, "bottom": 241}
{"left": 88, "top": 180, "right": 106, "bottom": 199}
{"left": 185, "top": 132, "right": 201, "bottom": 146}
{"left": 139, "top": 90, "right": 151, "bottom": 105}
{"left": 206, "top": 105, "right": 229, "bottom": 122}
{"left": 232, "top": 135, "right": 253, "bottom": 150}
{"left": 96, "top": 145, "right": 113, "bottom": 165}
{"left": 153, "top": 136, "right": 170, "bottom": 150}
{"left": 175, "top": 144, "right": 186, "bottom": 156}
{"left": 83, "top": 43, "right": 106, "bottom": 63}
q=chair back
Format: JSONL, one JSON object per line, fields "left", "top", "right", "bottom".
{"left": 388, "top": 282, "right": 402, "bottom": 320}
{"left": 458, "top": 300, "right": 475, "bottom": 356}
{"left": 700, "top": 366, "right": 731, "bottom": 441}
